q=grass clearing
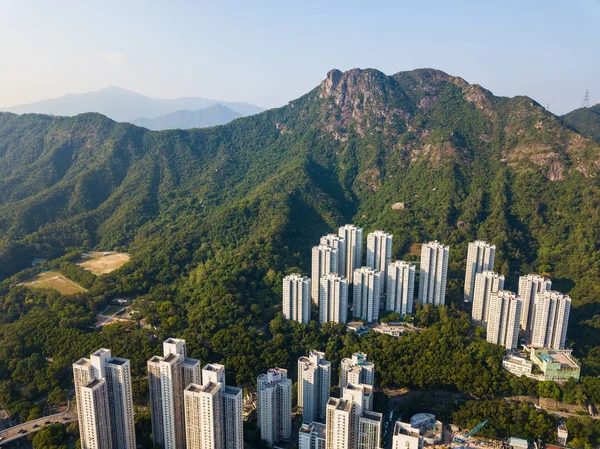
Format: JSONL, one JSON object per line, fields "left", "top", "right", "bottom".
{"left": 77, "top": 252, "right": 130, "bottom": 275}
{"left": 21, "top": 271, "right": 87, "bottom": 295}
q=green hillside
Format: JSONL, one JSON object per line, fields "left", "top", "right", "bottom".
{"left": 2, "top": 68, "right": 600, "bottom": 437}
{"left": 563, "top": 104, "right": 600, "bottom": 144}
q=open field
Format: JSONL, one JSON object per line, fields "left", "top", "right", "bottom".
{"left": 76, "top": 252, "right": 130, "bottom": 275}
{"left": 21, "top": 271, "right": 87, "bottom": 295}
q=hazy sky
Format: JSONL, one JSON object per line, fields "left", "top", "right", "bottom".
{"left": 1, "top": 0, "right": 599, "bottom": 114}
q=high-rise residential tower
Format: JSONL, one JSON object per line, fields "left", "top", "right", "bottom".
{"left": 486, "top": 291, "right": 522, "bottom": 350}
{"left": 148, "top": 338, "right": 201, "bottom": 449}
{"left": 518, "top": 274, "right": 552, "bottom": 331}
{"left": 464, "top": 240, "right": 496, "bottom": 302}
{"left": 298, "top": 350, "right": 331, "bottom": 423}
{"left": 183, "top": 363, "right": 243, "bottom": 449}
{"left": 352, "top": 267, "right": 382, "bottom": 322}
{"left": 257, "top": 368, "right": 292, "bottom": 448}
{"left": 282, "top": 274, "right": 311, "bottom": 324}
{"left": 531, "top": 291, "right": 571, "bottom": 350}
{"left": 387, "top": 261, "right": 416, "bottom": 315}
{"left": 339, "top": 353, "right": 375, "bottom": 389}
{"left": 312, "top": 244, "right": 339, "bottom": 305}
{"left": 73, "top": 349, "right": 136, "bottom": 449}
{"left": 366, "top": 231, "right": 393, "bottom": 297}
{"left": 319, "top": 274, "right": 348, "bottom": 324}
{"left": 325, "top": 383, "right": 381, "bottom": 449}
{"left": 321, "top": 234, "right": 347, "bottom": 278}
{"left": 418, "top": 241, "right": 449, "bottom": 306}
{"left": 338, "top": 225, "right": 363, "bottom": 284}
{"left": 471, "top": 271, "right": 505, "bottom": 324}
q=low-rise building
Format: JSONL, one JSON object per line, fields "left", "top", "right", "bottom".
{"left": 502, "top": 348, "right": 580, "bottom": 382}
{"left": 509, "top": 437, "right": 529, "bottom": 449}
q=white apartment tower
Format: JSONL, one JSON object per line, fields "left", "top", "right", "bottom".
{"left": 338, "top": 225, "right": 363, "bottom": 284}
{"left": 183, "top": 363, "right": 243, "bottom": 449}
{"left": 486, "top": 291, "right": 522, "bottom": 350}
{"left": 464, "top": 240, "right": 496, "bottom": 302}
{"left": 282, "top": 274, "right": 311, "bottom": 324}
{"left": 298, "top": 350, "right": 331, "bottom": 424}
{"left": 73, "top": 349, "right": 136, "bottom": 449}
{"left": 387, "top": 261, "right": 416, "bottom": 315}
{"left": 353, "top": 267, "right": 382, "bottom": 322}
{"left": 325, "top": 383, "right": 381, "bottom": 449}
{"left": 471, "top": 271, "right": 505, "bottom": 324}
{"left": 339, "top": 353, "right": 375, "bottom": 389}
{"left": 319, "top": 273, "right": 348, "bottom": 324}
{"left": 531, "top": 290, "right": 571, "bottom": 350}
{"left": 321, "top": 233, "right": 347, "bottom": 277}
{"left": 257, "top": 368, "right": 293, "bottom": 448}
{"left": 518, "top": 274, "right": 552, "bottom": 331}
{"left": 148, "top": 338, "right": 201, "bottom": 449}
{"left": 312, "top": 244, "right": 339, "bottom": 304}
{"left": 366, "top": 231, "right": 393, "bottom": 297}
{"left": 325, "top": 398, "right": 353, "bottom": 449}
{"left": 419, "top": 241, "right": 449, "bottom": 306}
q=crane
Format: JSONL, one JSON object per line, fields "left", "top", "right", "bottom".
{"left": 454, "top": 420, "right": 488, "bottom": 445}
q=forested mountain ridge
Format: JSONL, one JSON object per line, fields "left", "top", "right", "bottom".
{"left": 2, "top": 69, "right": 600, "bottom": 434}
{"left": 563, "top": 104, "right": 600, "bottom": 144}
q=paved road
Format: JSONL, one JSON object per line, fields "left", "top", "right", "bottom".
{"left": 0, "top": 404, "right": 77, "bottom": 446}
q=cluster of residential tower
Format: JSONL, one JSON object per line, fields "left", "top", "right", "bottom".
{"left": 284, "top": 227, "right": 572, "bottom": 354}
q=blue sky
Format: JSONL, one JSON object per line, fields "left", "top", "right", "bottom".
{"left": 0, "top": 0, "right": 598, "bottom": 114}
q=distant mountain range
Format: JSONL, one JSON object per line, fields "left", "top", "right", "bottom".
{"left": 132, "top": 104, "right": 242, "bottom": 130}
{"left": 0, "top": 86, "right": 264, "bottom": 129}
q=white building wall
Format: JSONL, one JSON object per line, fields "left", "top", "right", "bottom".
{"left": 386, "top": 261, "right": 416, "bottom": 315}
{"left": 339, "top": 225, "right": 363, "bottom": 284}
{"left": 353, "top": 267, "right": 382, "bottom": 322}
{"left": 418, "top": 241, "right": 449, "bottom": 306}
{"left": 518, "top": 274, "right": 551, "bottom": 331}
{"left": 464, "top": 240, "right": 496, "bottom": 302}
{"left": 283, "top": 274, "right": 311, "bottom": 324}
{"left": 471, "top": 271, "right": 504, "bottom": 324}
{"left": 312, "top": 245, "right": 339, "bottom": 305}
{"left": 319, "top": 274, "right": 348, "bottom": 324}
{"left": 366, "top": 231, "right": 393, "bottom": 298}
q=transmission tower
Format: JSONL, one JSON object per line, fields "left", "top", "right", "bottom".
{"left": 583, "top": 89, "right": 590, "bottom": 108}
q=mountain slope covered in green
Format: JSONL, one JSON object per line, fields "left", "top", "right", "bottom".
{"left": 2, "top": 69, "right": 600, "bottom": 436}
{"left": 563, "top": 104, "right": 600, "bottom": 144}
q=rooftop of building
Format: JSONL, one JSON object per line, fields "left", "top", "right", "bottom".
{"left": 361, "top": 410, "right": 383, "bottom": 422}
{"left": 345, "top": 383, "right": 372, "bottom": 395}
{"left": 84, "top": 378, "right": 103, "bottom": 389}
{"left": 73, "top": 357, "right": 91, "bottom": 367}
{"left": 224, "top": 385, "right": 242, "bottom": 396}
{"left": 109, "top": 357, "right": 128, "bottom": 366}
{"left": 204, "top": 363, "right": 225, "bottom": 372}
{"left": 503, "top": 354, "right": 533, "bottom": 366}
{"left": 185, "top": 383, "right": 204, "bottom": 393}
{"left": 91, "top": 348, "right": 111, "bottom": 357}
{"left": 164, "top": 337, "right": 184, "bottom": 344}
{"left": 300, "top": 422, "right": 326, "bottom": 436}
{"left": 533, "top": 349, "right": 579, "bottom": 369}
{"left": 509, "top": 437, "right": 529, "bottom": 448}
{"left": 148, "top": 355, "right": 162, "bottom": 363}
{"left": 200, "top": 381, "right": 220, "bottom": 394}
{"left": 182, "top": 357, "right": 200, "bottom": 366}
{"left": 163, "top": 353, "right": 179, "bottom": 363}
{"left": 394, "top": 421, "right": 421, "bottom": 437}
{"left": 327, "top": 397, "right": 353, "bottom": 412}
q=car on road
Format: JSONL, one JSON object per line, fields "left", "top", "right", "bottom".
{"left": 18, "top": 429, "right": 26, "bottom": 434}
{"left": 33, "top": 424, "right": 40, "bottom": 428}
{"left": 44, "top": 421, "right": 51, "bottom": 425}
